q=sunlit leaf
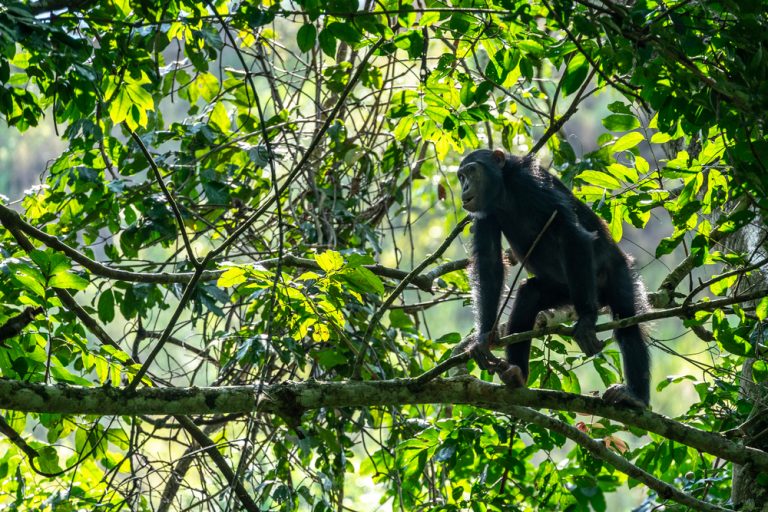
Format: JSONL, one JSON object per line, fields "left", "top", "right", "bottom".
{"left": 49, "top": 271, "right": 89, "bottom": 291}
{"left": 315, "top": 250, "right": 344, "bottom": 273}
{"left": 611, "top": 132, "right": 644, "bottom": 152}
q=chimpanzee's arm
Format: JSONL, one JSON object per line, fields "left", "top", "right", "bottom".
{"left": 470, "top": 215, "right": 524, "bottom": 385}
{"left": 472, "top": 216, "right": 504, "bottom": 339}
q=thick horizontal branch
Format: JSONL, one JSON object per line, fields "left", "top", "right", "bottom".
{"left": 0, "top": 377, "right": 765, "bottom": 473}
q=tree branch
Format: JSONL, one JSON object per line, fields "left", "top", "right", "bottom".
{"left": 1, "top": 377, "right": 766, "bottom": 474}
{"left": 505, "top": 405, "right": 732, "bottom": 512}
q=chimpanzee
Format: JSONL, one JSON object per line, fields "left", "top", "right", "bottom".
{"left": 457, "top": 149, "right": 650, "bottom": 408}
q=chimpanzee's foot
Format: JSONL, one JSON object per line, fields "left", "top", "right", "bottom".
{"left": 603, "top": 384, "right": 648, "bottom": 408}
{"left": 497, "top": 364, "right": 526, "bottom": 387}
{"left": 573, "top": 322, "right": 604, "bottom": 357}
{"left": 470, "top": 343, "right": 525, "bottom": 387}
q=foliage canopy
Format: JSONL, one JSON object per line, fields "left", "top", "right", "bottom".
{"left": 1, "top": 0, "right": 768, "bottom": 510}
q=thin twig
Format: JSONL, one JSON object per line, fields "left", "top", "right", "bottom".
{"left": 206, "top": 38, "right": 384, "bottom": 261}
{"left": 352, "top": 217, "right": 472, "bottom": 378}
{"left": 129, "top": 131, "right": 199, "bottom": 268}
{"left": 411, "top": 288, "right": 768, "bottom": 386}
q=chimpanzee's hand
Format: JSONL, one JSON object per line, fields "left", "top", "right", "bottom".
{"left": 470, "top": 331, "right": 526, "bottom": 387}
{"left": 572, "top": 316, "right": 604, "bottom": 357}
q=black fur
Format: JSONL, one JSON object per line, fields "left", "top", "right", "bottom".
{"left": 458, "top": 149, "right": 650, "bottom": 407}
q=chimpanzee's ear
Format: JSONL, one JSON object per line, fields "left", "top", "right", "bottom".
{"left": 492, "top": 149, "right": 506, "bottom": 166}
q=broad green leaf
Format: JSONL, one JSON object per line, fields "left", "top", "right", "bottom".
{"left": 209, "top": 102, "right": 230, "bottom": 132}
{"left": 754, "top": 360, "right": 768, "bottom": 382}
{"left": 109, "top": 89, "right": 132, "bottom": 125}
{"left": 98, "top": 290, "right": 115, "bottom": 323}
{"left": 28, "top": 249, "right": 51, "bottom": 272}
{"left": 328, "top": 21, "right": 361, "bottom": 44}
{"left": 315, "top": 347, "right": 346, "bottom": 367}
{"left": 36, "top": 446, "right": 62, "bottom": 474}
{"left": 459, "top": 81, "right": 474, "bottom": 107}
{"left": 315, "top": 250, "right": 344, "bottom": 273}
{"left": 49, "top": 271, "right": 89, "bottom": 290}
{"left": 757, "top": 297, "right": 768, "bottom": 321}
{"left": 576, "top": 170, "right": 621, "bottom": 189}
{"left": 635, "top": 156, "right": 650, "bottom": 174}
{"left": 709, "top": 274, "right": 737, "bottom": 295}
{"left": 195, "top": 72, "right": 220, "bottom": 103}
{"left": 126, "top": 83, "right": 153, "bottom": 111}
{"left": 217, "top": 266, "right": 248, "bottom": 287}
{"left": 9, "top": 263, "right": 46, "bottom": 297}
{"left": 394, "top": 116, "right": 414, "bottom": 141}
{"left": 606, "top": 163, "right": 638, "bottom": 183}
{"left": 612, "top": 132, "right": 644, "bottom": 152}
{"left": 562, "top": 52, "right": 588, "bottom": 96}
{"left": 297, "top": 24, "right": 316, "bottom": 52}
{"left": 651, "top": 131, "right": 674, "bottom": 144}
{"left": 602, "top": 114, "right": 640, "bottom": 131}
{"left": 609, "top": 204, "right": 625, "bottom": 242}
{"left": 314, "top": 323, "right": 331, "bottom": 342}
{"left": 342, "top": 267, "right": 384, "bottom": 295}
{"left": 318, "top": 28, "right": 337, "bottom": 57}
{"left": 607, "top": 101, "right": 632, "bottom": 114}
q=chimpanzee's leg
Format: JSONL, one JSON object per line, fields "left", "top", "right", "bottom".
{"left": 602, "top": 264, "right": 650, "bottom": 407}
{"left": 504, "top": 278, "right": 569, "bottom": 385}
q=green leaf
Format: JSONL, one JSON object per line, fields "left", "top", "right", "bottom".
{"left": 328, "top": 21, "right": 361, "bottom": 44}
{"left": 611, "top": 132, "right": 644, "bottom": 152}
{"left": 315, "top": 250, "right": 344, "bottom": 273}
{"left": 109, "top": 88, "right": 132, "bottom": 125}
{"left": 315, "top": 348, "right": 347, "bottom": 369}
{"left": 343, "top": 267, "right": 384, "bottom": 295}
{"left": 656, "top": 374, "right": 696, "bottom": 392}
{"left": 297, "top": 24, "right": 317, "bottom": 52}
{"left": 754, "top": 360, "right": 768, "bottom": 382}
{"left": 459, "top": 81, "right": 474, "bottom": 107}
{"left": 561, "top": 52, "right": 588, "bottom": 96}
{"left": 209, "top": 102, "right": 230, "bottom": 132}
{"left": 651, "top": 131, "right": 674, "bottom": 144}
{"left": 607, "top": 101, "right": 632, "bottom": 114}
{"left": 9, "top": 262, "right": 46, "bottom": 297}
{"left": 609, "top": 204, "right": 625, "bottom": 242}
{"left": 49, "top": 271, "right": 89, "bottom": 291}
{"left": 389, "top": 308, "right": 413, "bottom": 329}
{"left": 98, "top": 290, "right": 115, "bottom": 323}
{"left": 602, "top": 114, "right": 640, "bottom": 131}
{"left": 393, "top": 116, "right": 414, "bottom": 141}
{"left": 318, "top": 28, "right": 337, "bottom": 57}
{"left": 28, "top": 249, "right": 51, "bottom": 272}
{"left": 195, "top": 72, "right": 220, "bottom": 103}
{"left": 126, "top": 83, "right": 153, "bottom": 111}
{"left": 217, "top": 266, "right": 248, "bottom": 287}
{"left": 606, "top": 163, "right": 638, "bottom": 183}
{"left": 36, "top": 446, "right": 62, "bottom": 474}
{"left": 757, "top": 297, "right": 768, "bottom": 321}
{"left": 576, "top": 170, "right": 621, "bottom": 189}
{"left": 709, "top": 274, "right": 737, "bottom": 296}
{"left": 655, "top": 235, "right": 683, "bottom": 257}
